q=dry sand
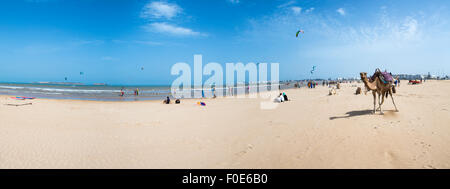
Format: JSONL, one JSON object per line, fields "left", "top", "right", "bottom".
{"left": 1, "top": 80, "right": 449, "bottom": 169}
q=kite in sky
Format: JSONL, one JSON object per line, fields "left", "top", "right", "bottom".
{"left": 310, "top": 66, "right": 316, "bottom": 74}
{"left": 296, "top": 30, "right": 304, "bottom": 38}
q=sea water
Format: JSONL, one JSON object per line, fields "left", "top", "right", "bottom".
{"left": 0, "top": 82, "right": 297, "bottom": 101}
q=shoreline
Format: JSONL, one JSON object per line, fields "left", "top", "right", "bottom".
{"left": 0, "top": 79, "right": 423, "bottom": 102}
{"left": 0, "top": 83, "right": 293, "bottom": 102}
{"left": 0, "top": 86, "right": 299, "bottom": 103}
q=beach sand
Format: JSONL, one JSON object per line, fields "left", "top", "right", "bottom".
{"left": 1, "top": 80, "right": 450, "bottom": 169}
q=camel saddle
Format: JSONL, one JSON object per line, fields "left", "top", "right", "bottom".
{"left": 371, "top": 69, "right": 393, "bottom": 84}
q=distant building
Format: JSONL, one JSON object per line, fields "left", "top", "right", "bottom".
{"left": 394, "top": 74, "right": 423, "bottom": 80}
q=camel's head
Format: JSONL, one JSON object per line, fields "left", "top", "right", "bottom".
{"left": 360, "top": 72, "right": 368, "bottom": 80}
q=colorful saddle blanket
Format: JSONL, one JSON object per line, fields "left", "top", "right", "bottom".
{"left": 380, "top": 72, "right": 393, "bottom": 83}
{"left": 371, "top": 71, "right": 393, "bottom": 84}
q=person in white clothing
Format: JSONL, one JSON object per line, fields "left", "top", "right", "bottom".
{"left": 274, "top": 93, "right": 284, "bottom": 103}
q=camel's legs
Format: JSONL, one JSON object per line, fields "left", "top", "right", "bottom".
{"left": 389, "top": 90, "right": 399, "bottom": 111}
{"left": 372, "top": 91, "right": 376, "bottom": 114}
{"left": 378, "top": 91, "right": 383, "bottom": 114}
{"left": 376, "top": 91, "right": 387, "bottom": 111}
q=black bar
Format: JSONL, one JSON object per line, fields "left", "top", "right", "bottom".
{"left": 1, "top": 169, "right": 449, "bottom": 188}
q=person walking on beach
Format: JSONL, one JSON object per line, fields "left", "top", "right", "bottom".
{"left": 212, "top": 87, "right": 216, "bottom": 98}
{"left": 134, "top": 88, "right": 139, "bottom": 96}
{"left": 120, "top": 88, "right": 125, "bottom": 97}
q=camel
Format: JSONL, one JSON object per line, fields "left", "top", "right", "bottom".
{"left": 364, "top": 86, "right": 370, "bottom": 95}
{"left": 355, "top": 87, "right": 362, "bottom": 95}
{"left": 329, "top": 87, "right": 337, "bottom": 95}
{"left": 360, "top": 72, "right": 398, "bottom": 114}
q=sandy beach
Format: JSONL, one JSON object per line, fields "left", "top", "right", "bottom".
{"left": 1, "top": 80, "right": 449, "bottom": 169}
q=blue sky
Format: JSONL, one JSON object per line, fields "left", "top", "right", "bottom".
{"left": 0, "top": 0, "right": 449, "bottom": 85}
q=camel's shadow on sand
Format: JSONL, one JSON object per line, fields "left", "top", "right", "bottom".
{"left": 329, "top": 110, "right": 374, "bottom": 120}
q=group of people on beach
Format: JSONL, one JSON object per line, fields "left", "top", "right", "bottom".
{"left": 163, "top": 96, "right": 180, "bottom": 104}
{"left": 307, "top": 81, "right": 318, "bottom": 88}
{"left": 119, "top": 88, "right": 140, "bottom": 97}
{"left": 119, "top": 86, "right": 291, "bottom": 105}
{"left": 274, "top": 92, "right": 289, "bottom": 103}
{"left": 201, "top": 87, "right": 217, "bottom": 98}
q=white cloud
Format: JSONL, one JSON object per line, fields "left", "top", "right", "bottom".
{"left": 242, "top": 5, "right": 432, "bottom": 49}
{"left": 145, "top": 22, "right": 202, "bottom": 36}
{"left": 291, "top": 6, "right": 302, "bottom": 14}
{"left": 401, "top": 17, "right": 418, "bottom": 39}
{"left": 140, "top": 1, "right": 206, "bottom": 37}
{"left": 228, "top": 0, "right": 240, "bottom": 4}
{"left": 337, "top": 8, "right": 346, "bottom": 16}
{"left": 305, "top": 7, "right": 314, "bottom": 13}
{"left": 348, "top": 10, "right": 421, "bottom": 43}
{"left": 141, "top": 1, "right": 182, "bottom": 20}
{"left": 278, "top": 1, "right": 296, "bottom": 9}
{"left": 240, "top": 5, "right": 450, "bottom": 77}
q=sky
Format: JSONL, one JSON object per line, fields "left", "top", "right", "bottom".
{"left": 0, "top": 0, "right": 449, "bottom": 85}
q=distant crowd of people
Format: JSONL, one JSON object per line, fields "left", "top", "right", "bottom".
{"left": 307, "top": 81, "right": 318, "bottom": 88}
{"left": 119, "top": 88, "right": 140, "bottom": 97}
{"left": 293, "top": 80, "right": 343, "bottom": 89}
{"left": 116, "top": 85, "right": 294, "bottom": 105}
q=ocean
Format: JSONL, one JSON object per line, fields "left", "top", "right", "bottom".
{"left": 0, "top": 82, "right": 297, "bottom": 101}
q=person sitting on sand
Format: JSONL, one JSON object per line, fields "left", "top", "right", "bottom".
{"left": 119, "top": 89, "right": 125, "bottom": 97}
{"left": 283, "top": 92, "right": 289, "bottom": 101}
{"left": 279, "top": 93, "right": 285, "bottom": 102}
{"left": 163, "top": 96, "right": 170, "bottom": 104}
{"left": 175, "top": 99, "right": 180, "bottom": 104}
{"left": 274, "top": 95, "right": 283, "bottom": 103}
